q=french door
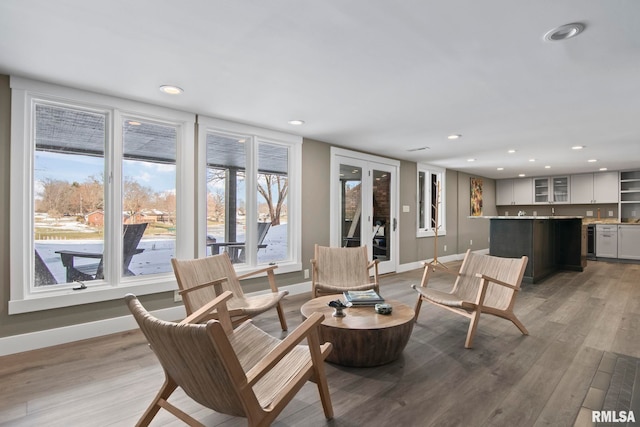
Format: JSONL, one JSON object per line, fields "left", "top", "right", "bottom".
{"left": 330, "top": 148, "right": 399, "bottom": 274}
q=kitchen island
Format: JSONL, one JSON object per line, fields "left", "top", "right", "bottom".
{"left": 481, "top": 216, "right": 586, "bottom": 283}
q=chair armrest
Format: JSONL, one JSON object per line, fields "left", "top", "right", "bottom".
{"left": 367, "top": 259, "right": 379, "bottom": 270}
{"left": 245, "top": 312, "right": 325, "bottom": 387}
{"left": 236, "top": 264, "right": 278, "bottom": 281}
{"left": 180, "top": 290, "right": 234, "bottom": 328}
{"left": 474, "top": 273, "right": 520, "bottom": 290}
{"left": 178, "top": 277, "right": 228, "bottom": 296}
{"left": 56, "top": 250, "right": 103, "bottom": 258}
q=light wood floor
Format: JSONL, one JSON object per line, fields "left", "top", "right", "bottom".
{"left": 1, "top": 259, "right": 639, "bottom": 426}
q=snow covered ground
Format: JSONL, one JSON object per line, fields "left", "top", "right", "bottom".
{"left": 35, "top": 223, "right": 288, "bottom": 284}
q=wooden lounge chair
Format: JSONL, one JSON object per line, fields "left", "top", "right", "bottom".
{"left": 171, "top": 252, "right": 289, "bottom": 330}
{"left": 56, "top": 223, "right": 147, "bottom": 282}
{"left": 311, "top": 244, "right": 379, "bottom": 298}
{"left": 125, "top": 291, "right": 333, "bottom": 426}
{"left": 412, "top": 249, "right": 529, "bottom": 348}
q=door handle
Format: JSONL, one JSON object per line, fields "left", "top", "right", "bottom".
{"left": 393, "top": 218, "right": 397, "bottom": 231}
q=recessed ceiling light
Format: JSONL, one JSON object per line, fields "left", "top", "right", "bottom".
{"left": 599, "top": 167, "right": 608, "bottom": 171}
{"left": 519, "top": 173, "right": 526, "bottom": 177}
{"left": 497, "top": 167, "right": 504, "bottom": 171}
{"left": 545, "top": 165, "right": 551, "bottom": 169}
{"left": 159, "top": 85, "right": 183, "bottom": 95}
{"left": 529, "top": 158, "right": 536, "bottom": 162}
{"left": 128, "top": 121, "right": 141, "bottom": 126}
{"left": 508, "top": 149, "right": 516, "bottom": 154}
{"left": 287, "top": 119, "right": 305, "bottom": 125}
{"left": 544, "top": 23, "right": 585, "bottom": 42}
{"left": 572, "top": 145, "right": 584, "bottom": 150}
{"left": 467, "top": 158, "right": 476, "bottom": 162}
{"left": 588, "top": 159, "right": 597, "bottom": 163}
{"left": 448, "top": 134, "right": 461, "bottom": 140}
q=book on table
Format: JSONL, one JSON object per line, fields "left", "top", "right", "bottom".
{"left": 343, "top": 289, "right": 384, "bottom": 305}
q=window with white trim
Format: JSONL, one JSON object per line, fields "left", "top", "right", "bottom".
{"left": 9, "top": 77, "right": 195, "bottom": 314}
{"left": 197, "top": 117, "right": 301, "bottom": 273}
{"left": 417, "top": 164, "right": 446, "bottom": 237}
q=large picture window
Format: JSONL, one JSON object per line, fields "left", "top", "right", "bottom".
{"left": 10, "top": 77, "right": 195, "bottom": 313}
{"left": 198, "top": 117, "right": 301, "bottom": 273}
{"left": 417, "top": 164, "right": 446, "bottom": 237}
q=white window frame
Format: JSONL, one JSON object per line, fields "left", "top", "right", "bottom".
{"left": 9, "top": 77, "right": 195, "bottom": 314}
{"left": 416, "top": 164, "right": 446, "bottom": 238}
{"left": 196, "top": 116, "right": 302, "bottom": 275}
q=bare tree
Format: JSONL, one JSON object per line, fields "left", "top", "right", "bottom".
{"left": 257, "top": 174, "right": 288, "bottom": 226}
{"left": 38, "top": 178, "right": 72, "bottom": 218}
{"left": 123, "top": 178, "right": 152, "bottom": 222}
{"left": 207, "top": 189, "right": 225, "bottom": 222}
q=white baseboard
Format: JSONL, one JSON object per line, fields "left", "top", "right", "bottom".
{"left": 0, "top": 305, "right": 187, "bottom": 357}
{"left": 0, "top": 282, "right": 314, "bottom": 357}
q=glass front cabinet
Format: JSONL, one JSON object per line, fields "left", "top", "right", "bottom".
{"left": 534, "top": 176, "right": 570, "bottom": 204}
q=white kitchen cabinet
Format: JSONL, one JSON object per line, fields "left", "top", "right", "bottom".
{"left": 571, "top": 172, "right": 618, "bottom": 204}
{"left": 596, "top": 224, "right": 618, "bottom": 258}
{"left": 618, "top": 224, "right": 640, "bottom": 260}
{"left": 496, "top": 178, "right": 532, "bottom": 205}
{"left": 534, "top": 176, "right": 570, "bottom": 204}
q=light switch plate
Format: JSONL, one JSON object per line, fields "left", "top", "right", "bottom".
{"left": 403, "top": 205, "right": 410, "bottom": 213}
{"left": 586, "top": 210, "right": 593, "bottom": 216}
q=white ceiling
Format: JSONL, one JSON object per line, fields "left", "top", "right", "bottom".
{"left": 1, "top": 0, "right": 639, "bottom": 179}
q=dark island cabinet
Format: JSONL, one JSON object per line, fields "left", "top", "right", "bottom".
{"left": 489, "top": 217, "right": 585, "bottom": 283}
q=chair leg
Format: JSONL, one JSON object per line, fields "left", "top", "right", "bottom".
{"left": 465, "top": 309, "right": 482, "bottom": 349}
{"left": 508, "top": 312, "right": 529, "bottom": 335}
{"left": 413, "top": 297, "right": 423, "bottom": 322}
{"left": 276, "top": 301, "right": 288, "bottom": 331}
{"left": 136, "top": 375, "right": 178, "bottom": 427}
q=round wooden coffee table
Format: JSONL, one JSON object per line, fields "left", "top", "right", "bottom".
{"left": 300, "top": 295, "right": 415, "bottom": 367}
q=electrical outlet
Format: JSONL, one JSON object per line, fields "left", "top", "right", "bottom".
{"left": 610, "top": 211, "right": 615, "bottom": 217}
{"left": 633, "top": 211, "right": 638, "bottom": 217}
{"left": 470, "top": 239, "right": 473, "bottom": 246}
{"left": 586, "top": 210, "right": 593, "bottom": 217}
{"left": 533, "top": 211, "right": 537, "bottom": 216}
{"left": 174, "top": 290, "right": 182, "bottom": 302}
{"left": 443, "top": 244, "right": 447, "bottom": 252}
{"left": 304, "top": 269, "right": 309, "bottom": 279}
{"left": 505, "top": 211, "right": 509, "bottom": 216}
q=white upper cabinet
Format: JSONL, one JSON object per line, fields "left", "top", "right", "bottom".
{"left": 496, "top": 178, "right": 532, "bottom": 205}
{"left": 571, "top": 172, "right": 618, "bottom": 204}
{"left": 534, "top": 176, "right": 569, "bottom": 204}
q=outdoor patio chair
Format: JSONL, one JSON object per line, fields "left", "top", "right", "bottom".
{"left": 311, "top": 244, "right": 379, "bottom": 298}
{"left": 412, "top": 249, "right": 529, "bottom": 348}
{"left": 56, "top": 222, "right": 147, "bottom": 282}
{"left": 207, "top": 222, "right": 271, "bottom": 263}
{"left": 125, "top": 291, "right": 333, "bottom": 426}
{"left": 35, "top": 249, "right": 58, "bottom": 286}
{"left": 171, "top": 252, "right": 288, "bottom": 330}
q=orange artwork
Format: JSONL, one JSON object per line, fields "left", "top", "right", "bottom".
{"left": 470, "top": 178, "right": 483, "bottom": 216}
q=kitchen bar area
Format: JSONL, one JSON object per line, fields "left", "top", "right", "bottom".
{"left": 482, "top": 216, "right": 586, "bottom": 283}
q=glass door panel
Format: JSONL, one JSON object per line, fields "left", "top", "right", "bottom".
{"left": 372, "top": 169, "right": 390, "bottom": 262}
{"left": 340, "top": 164, "right": 362, "bottom": 247}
